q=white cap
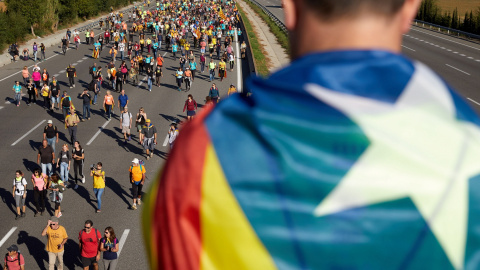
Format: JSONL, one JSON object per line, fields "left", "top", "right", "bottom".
{"left": 47, "top": 120, "right": 53, "bottom": 124}
{"left": 132, "top": 158, "right": 139, "bottom": 164}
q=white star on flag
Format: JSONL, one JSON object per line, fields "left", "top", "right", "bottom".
{"left": 306, "top": 63, "right": 480, "bottom": 270}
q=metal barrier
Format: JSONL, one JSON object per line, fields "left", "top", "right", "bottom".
{"left": 77, "top": 6, "right": 137, "bottom": 32}
{"left": 237, "top": 12, "right": 257, "bottom": 76}
{"left": 413, "top": 19, "right": 480, "bottom": 40}
{"left": 247, "top": 0, "right": 287, "bottom": 34}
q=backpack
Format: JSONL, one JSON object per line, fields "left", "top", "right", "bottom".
{"left": 62, "top": 96, "right": 71, "bottom": 108}
{"left": 4, "top": 252, "right": 22, "bottom": 267}
{"left": 80, "top": 228, "right": 100, "bottom": 244}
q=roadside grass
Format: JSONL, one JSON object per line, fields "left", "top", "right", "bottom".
{"left": 237, "top": 3, "right": 270, "bottom": 76}
{"left": 243, "top": 0, "right": 289, "bottom": 53}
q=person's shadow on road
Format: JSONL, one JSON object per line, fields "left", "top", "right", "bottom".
{"left": 17, "top": 230, "right": 48, "bottom": 270}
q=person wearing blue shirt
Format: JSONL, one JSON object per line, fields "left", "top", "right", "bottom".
{"left": 152, "top": 41, "right": 158, "bottom": 58}
{"left": 118, "top": 90, "right": 128, "bottom": 112}
{"left": 189, "top": 61, "right": 197, "bottom": 81}
{"left": 12, "top": 81, "right": 22, "bottom": 106}
{"left": 172, "top": 43, "right": 178, "bottom": 61}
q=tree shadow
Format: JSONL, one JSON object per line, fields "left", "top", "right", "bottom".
{"left": 64, "top": 238, "right": 82, "bottom": 269}
{"left": 0, "top": 188, "right": 17, "bottom": 216}
{"left": 17, "top": 230, "right": 48, "bottom": 270}
{"left": 105, "top": 177, "right": 132, "bottom": 208}
{"left": 71, "top": 185, "right": 96, "bottom": 211}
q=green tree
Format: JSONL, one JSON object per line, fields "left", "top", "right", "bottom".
{"left": 6, "top": 0, "right": 47, "bottom": 36}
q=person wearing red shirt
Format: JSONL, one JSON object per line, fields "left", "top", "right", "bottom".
{"left": 78, "top": 220, "right": 101, "bottom": 270}
{"left": 183, "top": 94, "right": 198, "bottom": 121}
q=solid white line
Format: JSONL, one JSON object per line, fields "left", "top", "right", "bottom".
{"left": 11, "top": 120, "right": 46, "bottom": 146}
{"left": 117, "top": 229, "right": 130, "bottom": 256}
{"left": 0, "top": 227, "right": 17, "bottom": 247}
{"left": 401, "top": 45, "right": 416, "bottom": 52}
{"left": 0, "top": 54, "right": 61, "bottom": 82}
{"left": 137, "top": 75, "right": 148, "bottom": 86}
{"left": 162, "top": 134, "right": 169, "bottom": 147}
{"left": 235, "top": 29, "right": 242, "bottom": 93}
{"left": 467, "top": 98, "right": 480, "bottom": 106}
{"left": 445, "top": 64, "right": 470, "bottom": 76}
{"left": 86, "top": 119, "right": 111, "bottom": 145}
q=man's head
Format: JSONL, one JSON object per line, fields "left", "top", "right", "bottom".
{"left": 50, "top": 216, "right": 59, "bottom": 229}
{"left": 124, "top": 106, "right": 128, "bottom": 112}
{"left": 121, "top": 89, "right": 125, "bottom": 95}
{"left": 84, "top": 220, "right": 93, "bottom": 232}
{"left": 42, "top": 139, "right": 48, "bottom": 147}
{"left": 282, "top": 0, "right": 421, "bottom": 59}
{"left": 132, "top": 158, "right": 140, "bottom": 166}
{"left": 47, "top": 120, "right": 53, "bottom": 126}
{"left": 7, "top": 245, "right": 18, "bottom": 256}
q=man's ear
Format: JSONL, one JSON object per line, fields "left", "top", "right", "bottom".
{"left": 282, "top": 0, "right": 298, "bottom": 31}
{"left": 400, "top": 0, "right": 422, "bottom": 34}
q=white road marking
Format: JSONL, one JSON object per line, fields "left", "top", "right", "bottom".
{"left": 137, "top": 75, "right": 148, "bottom": 86}
{"left": 468, "top": 57, "right": 474, "bottom": 59}
{"left": 78, "top": 60, "right": 84, "bottom": 63}
{"left": 445, "top": 64, "right": 470, "bottom": 76}
{"left": 117, "top": 229, "right": 130, "bottom": 256}
{"left": 453, "top": 52, "right": 459, "bottom": 54}
{"left": 162, "top": 134, "right": 169, "bottom": 147}
{"left": 59, "top": 70, "right": 66, "bottom": 73}
{"left": 53, "top": 74, "right": 60, "bottom": 77}
{"left": 86, "top": 119, "right": 111, "bottom": 145}
{"left": 0, "top": 106, "right": 4, "bottom": 110}
{"left": 411, "top": 27, "right": 480, "bottom": 51}
{"left": 467, "top": 98, "right": 480, "bottom": 106}
{"left": 235, "top": 29, "right": 242, "bottom": 93}
{"left": 460, "top": 54, "right": 466, "bottom": 57}
{"left": 11, "top": 120, "right": 46, "bottom": 146}
{"left": 73, "top": 63, "right": 78, "bottom": 66}
{"left": 401, "top": 45, "right": 416, "bottom": 52}
{"left": 0, "top": 227, "right": 17, "bottom": 247}
{"left": 82, "top": 57, "right": 88, "bottom": 60}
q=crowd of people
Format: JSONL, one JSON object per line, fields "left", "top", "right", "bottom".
{"left": 7, "top": 0, "right": 245, "bottom": 269}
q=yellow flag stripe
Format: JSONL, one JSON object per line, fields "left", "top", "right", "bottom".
{"left": 200, "top": 145, "right": 277, "bottom": 270}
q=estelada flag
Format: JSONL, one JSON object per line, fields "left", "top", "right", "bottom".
{"left": 143, "top": 50, "right": 480, "bottom": 269}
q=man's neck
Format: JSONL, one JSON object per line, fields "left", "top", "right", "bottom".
{"left": 292, "top": 14, "right": 403, "bottom": 60}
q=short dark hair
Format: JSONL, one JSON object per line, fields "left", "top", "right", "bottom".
{"left": 304, "top": 0, "right": 406, "bottom": 21}
{"left": 85, "top": 220, "right": 93, "bottom": 226}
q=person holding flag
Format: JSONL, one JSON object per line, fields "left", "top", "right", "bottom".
{"left": 143, "top": 0, "right": 480, "bottom": 269}
{"left": 93, "top": 39, "right": 101, "bottom": 59}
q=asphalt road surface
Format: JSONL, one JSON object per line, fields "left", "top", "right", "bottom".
{"left": 0, "top": 12, "right": 246, "bottom": 270}
{"left": 256, "top": 0, "right": 480, "bottom": 114}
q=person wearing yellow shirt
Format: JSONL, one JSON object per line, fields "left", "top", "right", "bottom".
{"left": 129, "top": 158, "right": 145, "bottom": 210}
{"left": 90, "top": 162, "right": 105, "bottom": 213}
{"left": 139, "top": 38, "right": 145, "bottom": 54}
{"left": 228, "top": 84, "right": 237, "bottom": 96}
{"left": 42, "top": 216, "right": 68, "bottom": 270}
{"left": 146, "top": 38, "right": 152, "bottom": 53}
{"left": 218, "top": 59, "right": 227, "bottom": 81}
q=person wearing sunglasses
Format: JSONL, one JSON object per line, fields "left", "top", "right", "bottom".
{"left": 78, "top": 220, "right": 101, "bottom": 270}
{"left": 100, "top": 227, "right": 119, "bottom": 270}
{"left": 42, "top": 216, "right": 68, "bottom": 270}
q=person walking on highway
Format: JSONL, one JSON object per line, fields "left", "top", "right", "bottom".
{"left": 136, "top": 108, "right": 147, "bottom": 133}
{"left": 65, "top": 108, "right": 80, "bottom": 145}
{"left": 42, "top": 216, "right": 68, "bottom": 270}
{"left": 140, "top": 119, "right": 157, "bottom": 160}
{"left": 48, "top": 173, "right": 64, "bottom": 218}
{"left": 21, "top": 66, "right": 30, "bottom": 85}
{"left": 118, "top": 90, "right": 129, "bottom": 111}
{"left": 12, "top": 170, "right": 27, "bottom": 220}
{"left": 31, "top": 168, "right": 47, "bottom": 216}
{"left": 103, "top": 90, "right": 115, "bottom": 120}
{"left": 72, "top": 141, "right": 85, "bottom": 189}
{"left": 155, "top": 63, "right": 163, "bottom": 87}
{"left": 60, "top": 91, "right": 73, "bottom": 119}
{"left": 41, "top": 83, "right": 50, "bottom": 109}
{"left": 100, "top": 227, "right": 119, "bottom": 270}
{"left": 129, "top": 158, "right": 146, "bottom": 210}
{"left": 79, "top": 220, "right": 102, "bottom": 270}
{"left": 183, "top": 94, "right": 197, "bottom": 121}
{"left": 80, "top": 89, "right": 91, "bottom": 121}
{"left": 12, "top": 81, "right": 22, "bottom": 107}
{"left": 90, "top": 162, "right": 105, "bottom": 213}
{"left": 38, "top": 139, "right": 55, "bottom": 177}
{"left": 44, "top": 120, "right": 59, "bottom": 154}
{"left": 50, "top": 80, "right": 61, "bottom": 111}
{"left": 120, "top": 106, "right": 132, "bottom": 144}
{"left": 208, "top": 59, "right": 216, "bottom": 81}
{"left": 4, "top": 245, "right": 25, "bottom": 269}
{"left": 168, "top": 123, "right": 179, "bottom": 149}
{"left": 208, "top": 83, "right": 220, "bottom": 103}
{"left": 56, "top": 144, "right": 71, "bottom": 185}
{"left": 175, "top": 67, "right": 184, "bottom": 91}
{"left": 66, "top": 64, "right": 77, "bottom": 88}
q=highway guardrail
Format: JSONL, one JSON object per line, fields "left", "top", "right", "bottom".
{"left": 413, "top": 19, "right": 480, "bottom": 40}
{"left": 247, "top": 0, "right": 287, "bottom": 34}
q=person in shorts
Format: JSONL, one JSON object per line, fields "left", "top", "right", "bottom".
{"left": 13, "top": 170, "right": 27, "bottom": 220}
{"left": 140, "top": 119, "right": 157, "bottom": 160}
{"left": 120, "top": 106, "right": 132, "bottom": 144}
{"left": 79, "top": 220, "right": 101, "bottom": 270}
